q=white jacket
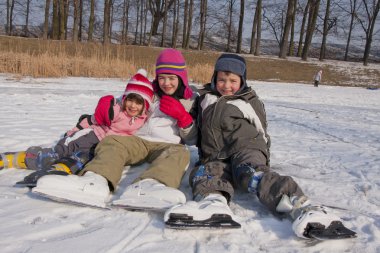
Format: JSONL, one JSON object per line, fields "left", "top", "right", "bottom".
{"left": 135, "top": 95, "right": 195, "bottom": 144}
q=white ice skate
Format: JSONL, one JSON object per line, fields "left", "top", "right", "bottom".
{"left": 32, "top": 172, "right": 111, "bottom": 208}
{"left": 164, "top": 194, "right": 241, "bottom": 229}
{"left": 112, "top": 178, "right": 186, "bottom": 211}
{"left": 276, "top": 195, "right": 357, "bottom": 240}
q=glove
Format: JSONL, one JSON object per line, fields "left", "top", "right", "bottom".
{"left": 94, "top": 95, "right": 115, "bottom": 127}
{"left": 64, "top": 114, "right": 94, "bottom": 137}
{"left": 159, "top": 95, "right": 193, "bottom": 128}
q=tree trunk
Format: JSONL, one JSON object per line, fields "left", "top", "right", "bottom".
{"left": 363, "top": 0, "right": 380, "bottom": 66}
{"left": 302, "top": 0, "right": 320, "bottom": 61}
{"left": 73, "top": 0, "right": 80, "bottom": 42}
{"left": 59, "top": 0, "right": 65, "bottom": 40}
{"left": 254, "top": 0, "right": 262, "bottom": 56}
{"left": 160, "top": 0, "right": 168, "bottom": 47}
{"left": 135, "top": 0, "right": 141, "bottom": 44}
{"left": 297, "top": 0, "right": 310, "bottom": 57}
{"left": 288, "top": 0, "right": 297, "bottom": 56}
{"left": 148, "top": 0, "right": 175, "bottom": 35}
{"left": 43, "top": 0, "right": 51, "bottom": 39}
{"left": 103, "top": 0, "right": 111, "bottom": 44}
{"left": 88, "top": 0, "right": 95, "bottom": 41}
{"left": 52, "top": 0, "right": 59, "bottom": 39}
{"left": 182, "top": 0, "right": 188, "bottom": 48}
{"left": 140, "top": 0, "right": 144, "bottom": 44}
{"left": 143, "top": 0, "right": 149, "bottom": 44}
{"left": 250, "top": 0, "right": 259, "bottom": 54}
{"left": 78, "top": 0, "right": 83, "bottom": 41}
{"left": 279, "top": 0, "right": 296, "bottom": 58}
{"left": 226, "top": 0, "right": 233, "bottom": 52}
{"left": 319, "top": 0, "right": 331, "bottom": 60}
{"left": 172, "top": 0, "right": 179, "bottom": 48}
{"left": 344, "top": 0, "right": 357, "bottom": 61}
{"left": 24, "top": 0, "right": 31, "bottom": 36}
{"left": 198, "top": 0, "right": 207, "bottom": 50}
{"left": 236, "top": 0, "right": 245, "bottom": 53}
{"left": 9, "top": 0, "right": 15, "bottom": 35}
{"left": 185, "top": 0, "right": 193, "bottom": 49}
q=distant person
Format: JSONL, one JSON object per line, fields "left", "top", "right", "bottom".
{"left": 14, "top": 69, "right": 153, "bottom": 186}
{"left": 314, "top": 70, "right": 322, "bottom": 87}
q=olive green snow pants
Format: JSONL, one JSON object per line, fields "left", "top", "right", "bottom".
{"left": 80, "top": 135, "right": 190, "bottom": 191}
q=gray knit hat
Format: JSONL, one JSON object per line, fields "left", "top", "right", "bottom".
{"left": 211, "top": 54, "right": 248, "bottom": 94}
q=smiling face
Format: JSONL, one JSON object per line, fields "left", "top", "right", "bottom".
{"left": 215, "top": 71, "right": 242, "bottom": 96}
{"left": 124, "top": 94, "right": 144, "bottom": 117}
{"left": 157, "top": 74, "right": 179, "bottom": 96}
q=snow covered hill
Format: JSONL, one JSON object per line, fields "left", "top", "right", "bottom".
{"left": 0, "top": 74, "right": 379, "bottom": 252}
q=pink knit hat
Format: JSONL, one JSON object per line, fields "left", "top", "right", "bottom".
{"left": 124, "top": 69, "right": 154, "bottom": 111}
{"left": 154, "top": 48, "right": 193, "bottom": 99}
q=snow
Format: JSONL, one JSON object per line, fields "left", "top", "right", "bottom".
{"left": 0, "top": 74, "right": 379, "bottom": 253}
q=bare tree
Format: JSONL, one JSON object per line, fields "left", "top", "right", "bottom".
{"left": 148, "top": 0, "right": 175, "bottom": 35}
{"left": 160, "top": 0, "right": 168, "bottom": 47}
{"left": 59, "top": 0, "right": 65, "bottom": 40}
{"left": 236, "top": 0, "right": 245, "bottom": 53}
{"left": 52, "top": 0, "right": 59, "bottom": 39}
{"left": 24, "top": 0, "right": 31, "bottom": 36}
{"left": 171, "top": 0, "right": 180, "bottom": 48}
{"left": 6, "top": 0, "right": 15, "bottom": 35}
{"left": 185, "top": 0, "right": 194, "bottom": 49}
{"left": 43, "top": 0, "right": 51, "bottom": 39}
{"left": 301, "top": 0, "right": 320, "bottom": 61}
{"left": 255, "top": 0, "right": 262, "bottom": 55}
{"left": 73, "top": 0, "right": 80, "bottom": 42}
{"left": 297, "top": 0, "right": 310, "bottom": 57}
{"left": 182, "top": 0, "right": 189, "bottom": 48}
{"left": 288, "top": 0, "right": 297, "bottom": 56}
{"left": 342, "top": 0, "right": 359, "bottom": 61}
{"left": 104, "top": 0, "right": 111, "bottom": 44}
{"left": 279, "top": 0, "right": 296, "bottom": 58}
{"left": 88, "top": 0, "right": 95, "bottom": 41}
{"left": 226, "top": 0, "right": 237, "bottom": 52}
{"left": 134, "top": 0, "right": 141, "bottom": 44}
{"left": 319, "top": 0, "right": 336, "bottom": 61}
{"left": 197, "top": 0, "right": 208, "bottom": 50}
{"left": 357, "top": 0, "right": 380, "bottom": 65}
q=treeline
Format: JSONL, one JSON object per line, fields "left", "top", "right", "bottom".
{"left": 2, "top": 0, "right": 380, "bottom": 65}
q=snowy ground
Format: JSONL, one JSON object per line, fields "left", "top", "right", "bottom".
{"left": 0, "top": 74, "right": 379, "bottom": 253}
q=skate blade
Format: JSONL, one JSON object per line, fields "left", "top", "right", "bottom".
{"left": 307, "top": 221, "right": 357, "bottom": 240}
{"left": 33, "top": 189, "right": 110, "bottom": 210}
{"left": 165, "top": 213, "right": 241, "bottom": 229}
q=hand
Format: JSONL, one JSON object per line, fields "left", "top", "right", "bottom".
{"left": 94, "top": 95, "right": 115, "bottom": 127}
{"left": 159, "top": 95, "right": 193, "bottom": 128}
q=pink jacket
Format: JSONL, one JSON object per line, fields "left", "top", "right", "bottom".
{"left": 67, "top": 100, "right": 147, "bottom": 141}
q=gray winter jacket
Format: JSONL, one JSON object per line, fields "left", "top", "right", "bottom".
{"left": 190, "top": 83, "right": 271, "bottom": 165}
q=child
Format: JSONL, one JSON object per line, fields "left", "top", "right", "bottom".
{"left": 164, "top": 54, "right": 356, "bottom": 240}
{"left": 17, "top": 70, "right": 154, "bottom": 186}
{"left": 31, "top": 49, "right": 196, "bottom": 209}
{"left": 314, "top": 69, "right": 322, "bottom": 87}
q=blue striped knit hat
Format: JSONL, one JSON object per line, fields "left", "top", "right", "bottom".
{"left": 154, "top": 48, "right": 193, "bottom": 99}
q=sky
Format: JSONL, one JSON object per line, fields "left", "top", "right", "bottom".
{"left": 0, "top": 72, "right": 379, "bottom": 253}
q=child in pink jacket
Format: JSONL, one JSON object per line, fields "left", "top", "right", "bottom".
{"left": 17, "top": 70, "right": 153, "bottom": 186}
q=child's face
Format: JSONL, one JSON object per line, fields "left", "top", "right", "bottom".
{"left": 157, "top": 74, "right": 179, "bottom": 96}
{"left": 124, "top": 98, "right": 144, "bottom": 117}
{"left": 216, "top": 71, "right": 241, "bottom": 96}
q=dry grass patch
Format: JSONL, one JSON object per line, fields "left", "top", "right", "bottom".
{"left": 0, "top": 36, "right": 379, "bottom": 88}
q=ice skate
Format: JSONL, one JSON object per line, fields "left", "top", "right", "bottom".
{"left": 164, "top": 194, "right": 241, "bottom": 229}
{"left": 32, "top": 171, "right": 111, "bottom": 208}
{"left": 112, "top": 178, "right": 186, "bottom": 211}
